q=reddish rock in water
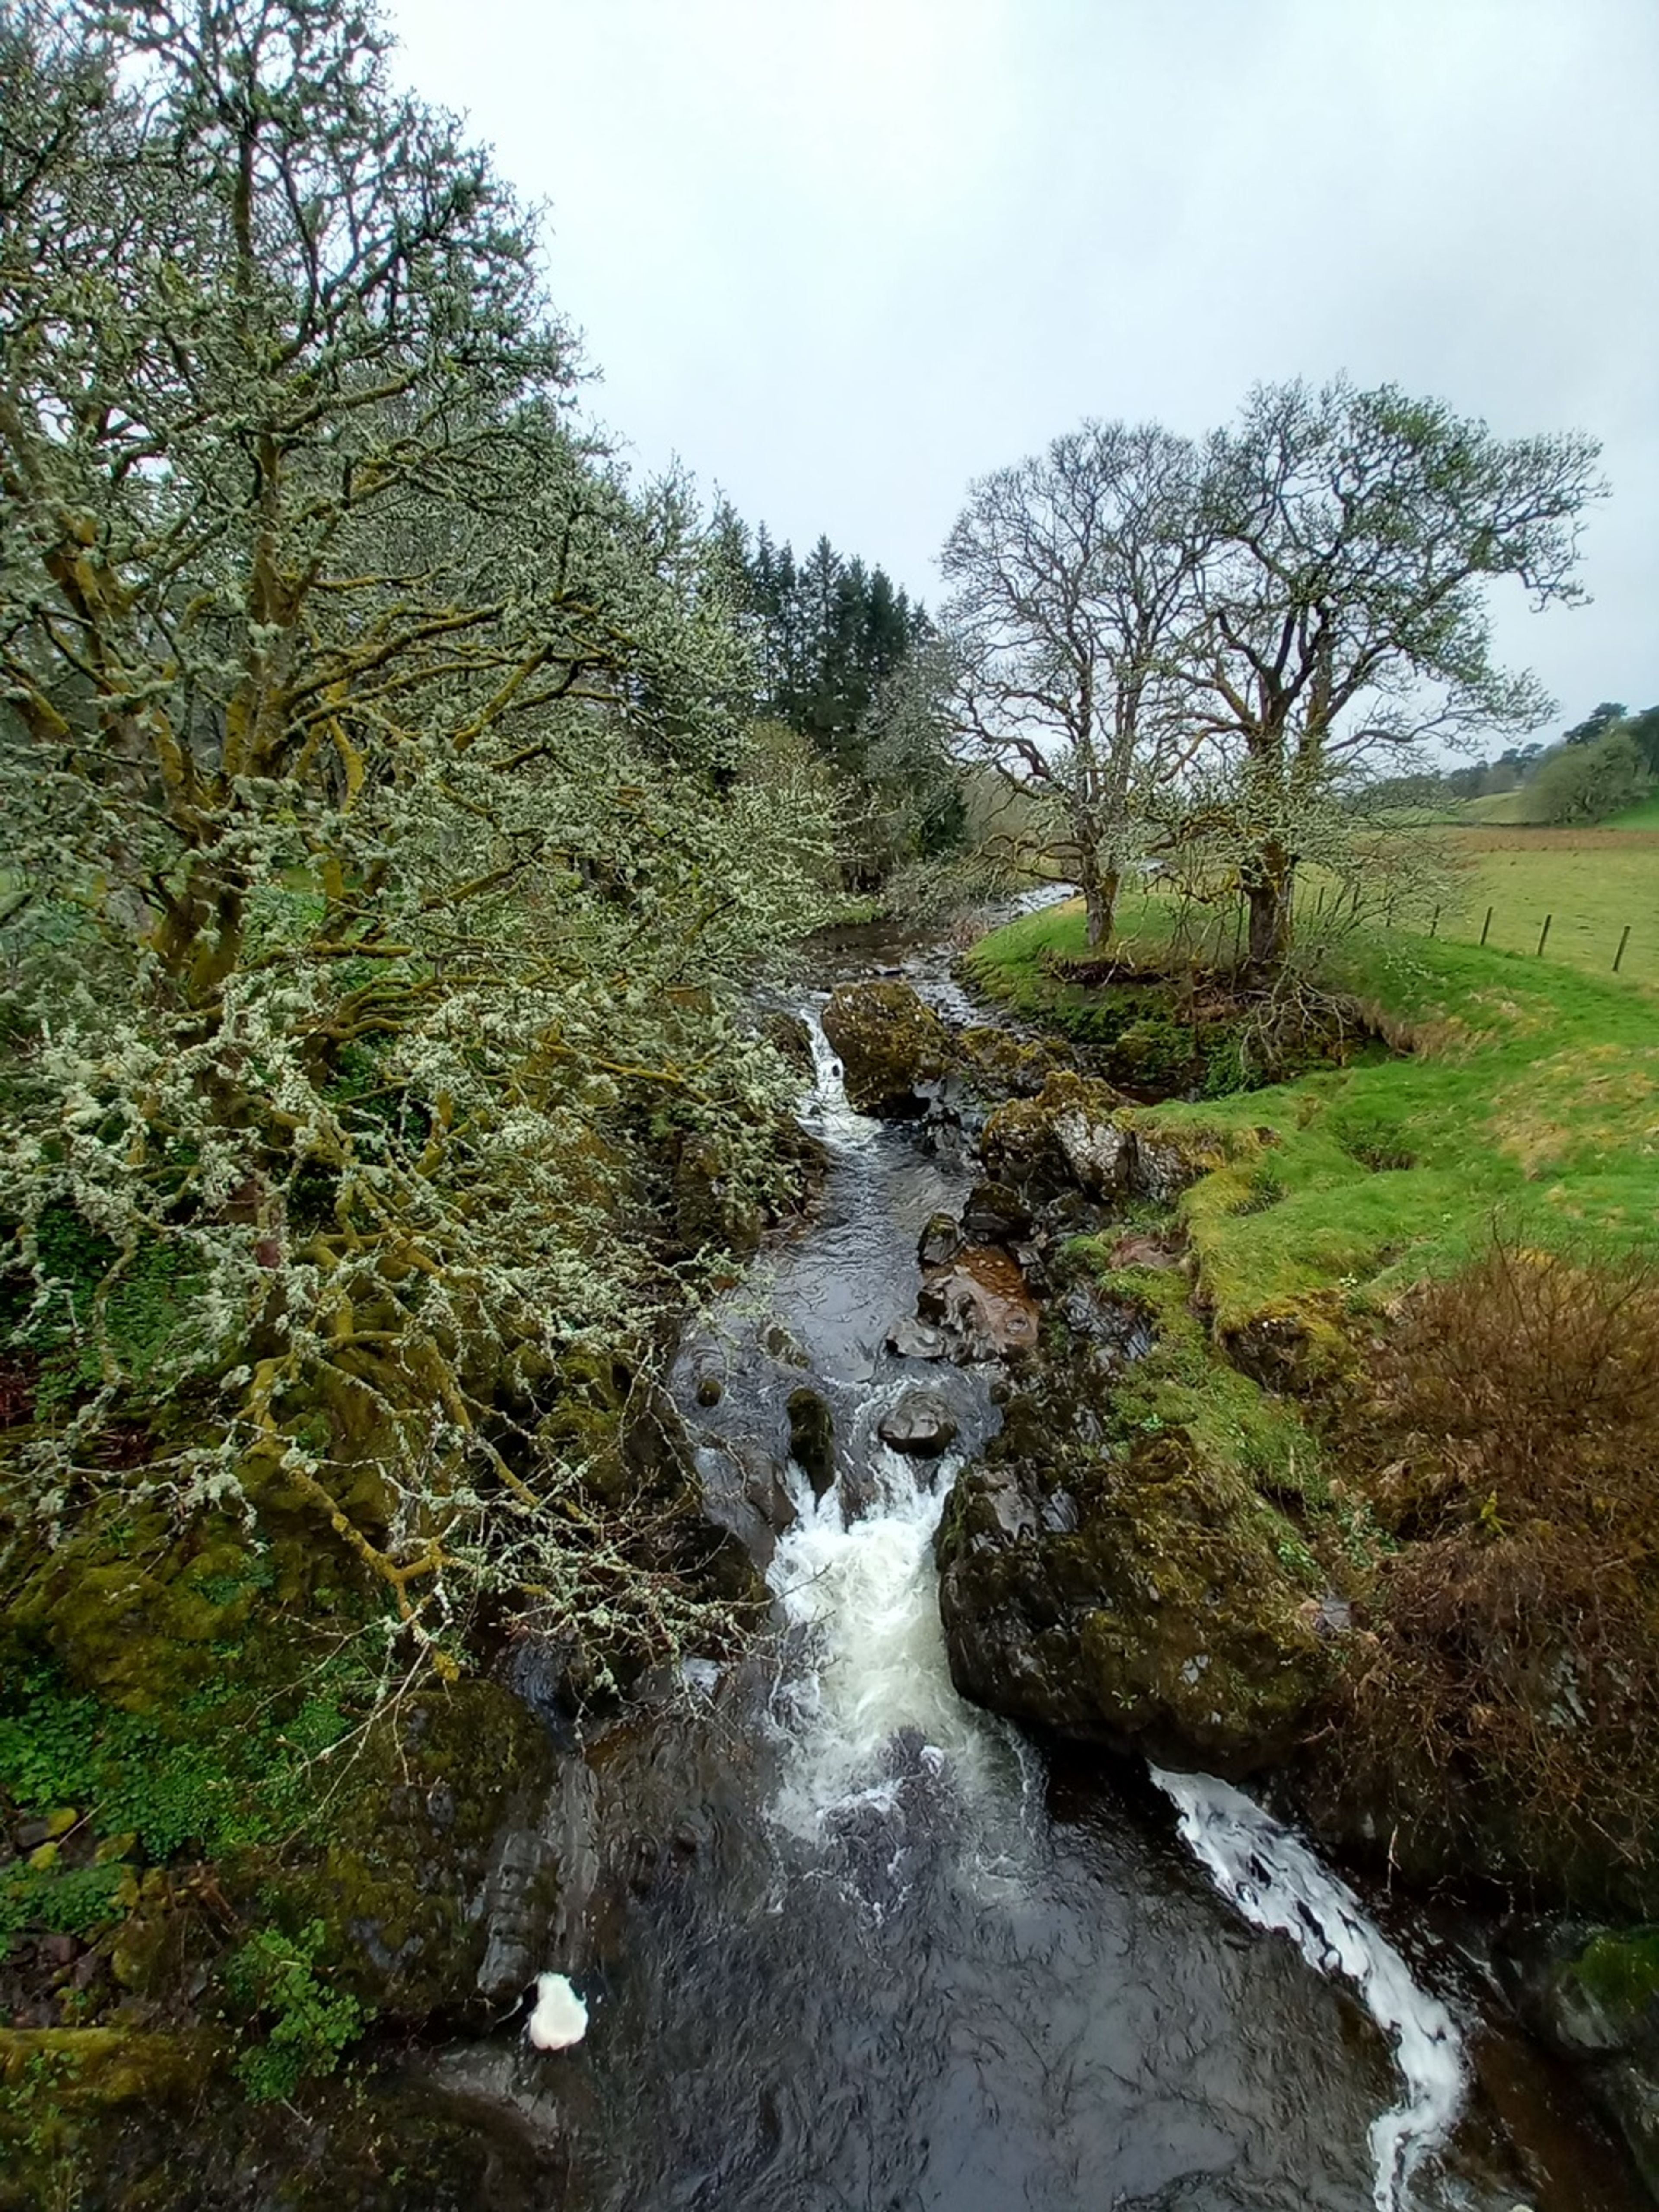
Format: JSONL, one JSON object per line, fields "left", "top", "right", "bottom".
{"left": 918, "top": 1247, "right": 1039, "bottom": 1362}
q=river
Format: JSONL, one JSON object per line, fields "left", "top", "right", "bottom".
{"left": 455, "top": 925, "right": 1643, "bottom": 2212}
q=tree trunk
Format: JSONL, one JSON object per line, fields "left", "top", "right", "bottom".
{"left": 1244, "top": 843, "right": 1295, "bottom": 978}
{"left": 1084, "top": 864, "right": 1119, "bottom": 949}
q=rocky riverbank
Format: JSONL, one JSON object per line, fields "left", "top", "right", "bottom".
{"left": 822, "top": 962, "right": 1659, "bottom": 2199}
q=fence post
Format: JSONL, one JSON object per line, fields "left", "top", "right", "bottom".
{"left": 1429, "top": 906, "right": 1440, "bottom": 938}
{"left": 1614, "top": 923, "right": 1631, "bottom": 974}
{"left": 1536, "top": 913, "right": 1552, "bottom": 958}
{"left": 1479, "top": 906, "right": 1493, "bottom": 947}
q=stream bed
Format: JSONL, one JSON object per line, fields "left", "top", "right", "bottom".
{"left": 449, "top": 929, "right": 1644, "bottom": 2212}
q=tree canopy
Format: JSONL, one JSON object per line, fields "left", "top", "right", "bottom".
{"left": 940, "top": 378, "right": 1606, "bottom": 972}
{"left": 0, "top": 0, "right": 836, "bottom": 1674}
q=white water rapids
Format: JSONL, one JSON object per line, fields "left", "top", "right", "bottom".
{"left": 766, "top": 1008, "right": 1472, "bottom": 2209}
{"left": 1154, "top": 1770, "right": 1468, "bottom": 2212}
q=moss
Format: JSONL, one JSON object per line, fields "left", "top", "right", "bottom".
{"left": 1068, "top": 1251, "right": 1329, "bottom": 1505}
{"left": 977, "top": 902, "right": 1659, "bottom": 1334}
{"left": 953, "top": 1025, "right": 1070, "bottom": 1099}
{"left": 5, "top": 1507, "right": 281, "bottom": 1709}
{"left": 268, "top": 1679, "right": 554, "bottom": 2023}
{"left": 820, "top": 980, "right": 951, "bottom": 1114}
{"left": 940, "top": 1429, "right": 1332, "bottom": 1770}
{"left": 1571, "top": 1929, "right": 1659, "bottom": 2020}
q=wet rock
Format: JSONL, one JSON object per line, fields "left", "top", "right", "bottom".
{"left": 838, "top": 1466, "right": 879, "bottom": 1524}
{"left": 787, "top": 1387, "right": 836, "bottom": 1500}
{"left": 476, "top": 1828, "right": 560, "bottom": 2003}
{"left": 760, "top": 1009, "right": 816, "bottom": 1078}
{"left": 821, "top": 980, "right": 952, "bottom": 1117}
{"left": 1059, "top": 1283, "right": 1157, "bottom": 1368}
{"left": 877, "top": 1390, "right": 959, "bottom": 1458}
{"left": 745, "top": 1457, "right": 798, "bottom": 1537}
{"left": 695, "top": 1435, "right": 796, "bottom": 1567}
{"left": 273, "top": 1680, "right": 561, "bottom": 2024}
{"left": 953, "top": 1026, "right": 1073, "bottom": 1101}
{"left": 917, "top": 1210, "right": 962, "bottom": 1269}
{"left": 762, "top": 1322, "right": 811, "bottom": 1368}
{"left": 501, "top": 1633, "right": 577, "bottom": 1739}
{"left": 1503, "top": 1922, "right": 1659, "bottom": 2197}
{"left": 1129, "top": 1131, "right": 1214, "bottom": 1206}
{"left": 918, "top": 1247, "right": 1040, "bottom": 1362}
{"left": 981, "top": 1071, "right": 1134, "bottom": 1202}
{"left": 962, "top": 1179, "right": 1032, "bottom": 1245}
{"left": 886, "top": 1315, "right": 949, "bottom": 1361}
{"left": 935, "top": 1374, "right": 1330, "bottom": 1774}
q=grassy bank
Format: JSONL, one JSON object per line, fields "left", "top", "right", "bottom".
{"left": 966, "top": 897, "right": 1659, "bottom": 1332}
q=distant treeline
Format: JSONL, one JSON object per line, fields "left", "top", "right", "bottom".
{"left": 711, "top": 508, "right": 970, "bottom": 883}
{"left": 1384, "top": 701, "right": 1659, "bottom": 824}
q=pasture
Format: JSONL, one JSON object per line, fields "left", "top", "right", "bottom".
{"left": 1423, "top": 825, "right": 1659, "bottom": 989}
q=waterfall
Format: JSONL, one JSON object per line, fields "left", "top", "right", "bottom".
{"left": 705, "top": 992, "right": 1476, "bottom": 2203}
{"left": 1154, "top": 1767, "right": 1467, "bottom": 2212}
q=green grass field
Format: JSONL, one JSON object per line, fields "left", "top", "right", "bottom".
{"left": 966, "top": 898, "right": 1659, "bottom": 1331}
{"left": 1418, "top": 826, "right": 1659, "bottom": 987}
{"left": 1459, "top": 788, "right": 1541, "bottom": 825}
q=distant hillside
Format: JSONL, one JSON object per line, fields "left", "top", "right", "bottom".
{"left": 1459, "top": 788, "right": 1545, "bottom": 825}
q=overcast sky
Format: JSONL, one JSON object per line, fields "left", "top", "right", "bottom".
{"left": 388, "top": 0, "right": 1659, "bottom": 738}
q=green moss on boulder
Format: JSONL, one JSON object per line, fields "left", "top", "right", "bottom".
{"left": 820, "top": 981, "right": 951, "bottom": 1115}
{"left": 936, "top": 1306, "right": 1333, "bottom": 1774}
{"left": 267, "top": 1680, "right": 554, "bottom": 2024}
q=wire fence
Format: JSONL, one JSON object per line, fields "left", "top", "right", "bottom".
{"left": 1138, "top": 878, "right": 1650, "bottom": 984}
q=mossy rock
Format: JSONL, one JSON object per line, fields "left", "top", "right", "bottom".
{"left": 0, "top": 2025, "right": 218, "bottom": 2106}
{"left": 937, "top": 1388, "right": 1332, "bottom": 1775}
{"left": 787, "top": 1386, "right": 835, "bottom": 1500}
{"left": 1220, "top": 1290, "right": 1357, "bottom": 1395}
{"left": 953, "top": 1026, "right": 1072, "bottom": 1101}
{"left": 0, "top": 2034, "right": 564, "bottom": 2212}
{"left": 820, "top": 980, "right": 951, "bottom": 1116}
{"left": 980, "top": 1070, "right": 1134, "bottom": 1201}
{"left": 5, "top": 1505, "right": 296, "bottom": 1710}
{"left": 267, "top": 1679, "right": 556, "bottom": 2025}
{"left": 671, "top": 1130, "right": 765, "bottom": 1255}
{"left": 760, "top": 1010, "right": 816, "bottom": 1078}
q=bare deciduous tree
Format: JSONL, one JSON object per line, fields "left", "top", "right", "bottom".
{"left": 1187, "top": 378, "right": 1605, "bottom": 972}
{"left": 940, "top": 420, "right": 1206, "bottom": 946}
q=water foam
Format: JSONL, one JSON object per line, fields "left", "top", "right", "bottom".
{"left": 766, "top": 1442, "right": 1003, "bottom": 1837}
{"left": 1154, "top": 1767, "right": 1466, "bottom": 2212}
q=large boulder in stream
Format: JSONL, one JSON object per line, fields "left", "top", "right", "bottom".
{"left": 877, "top": 1389, "right": 958, "bottom": 1458}
{"left": 820, "top": 980, "right": 952, "bottom": 1117}
{"left": 980, "top": 1071, "right": 1136, "bottom": 1201}
{"left": 935, "top": 1361, "right": 1332, "bottom": 1775}
{"left": 787, "top": 1386, "right": 836, "bottom": 1499}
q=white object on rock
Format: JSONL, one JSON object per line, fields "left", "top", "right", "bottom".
{"left": 526, "top": 1971, "right": 587, "bottom": 2051}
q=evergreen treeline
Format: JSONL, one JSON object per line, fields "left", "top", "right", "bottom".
{"left": 712, "top": 507, "right": 969, "bottom": 884}
{"left": 713, "top": 510, "right": 929, "bottom": 765}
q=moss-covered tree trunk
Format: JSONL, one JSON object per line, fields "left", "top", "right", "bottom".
{"left": 1244, "top": 839, "right": 1294, "bottom": 977}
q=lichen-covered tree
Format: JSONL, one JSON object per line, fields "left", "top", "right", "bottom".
{"left": 0, "top": 0, "right": 836, "bottom": 1671}
{"left": 1188, "top": 378, "right": 1605, "bottom": 974}
{"left": 940, "top": 421, "right": 1208, "bottom": 946}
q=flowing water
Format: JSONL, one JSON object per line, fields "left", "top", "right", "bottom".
{"left": 464, "top": 938, "right": 1642, "bottom": 2212}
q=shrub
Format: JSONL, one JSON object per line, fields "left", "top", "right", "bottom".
{"left": 1341, "top": 1238, "right": 1659, "bottom": 1894}
{"left": 1527, "top": 728, "right": 1649, "bottom": 825}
